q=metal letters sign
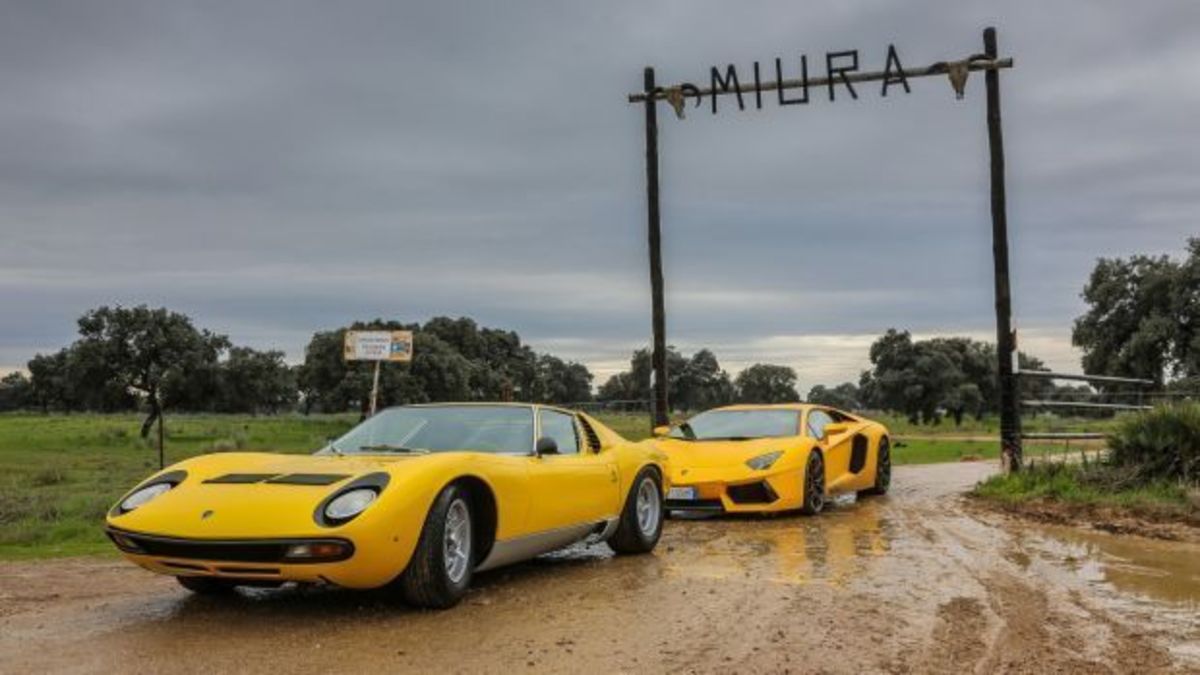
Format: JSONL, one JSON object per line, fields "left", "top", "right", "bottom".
{"left": 343, "top": 330, "right": 413, "bottom": 362}
{"left": 629, "top": 44, "right": 1010, "bottom": 119}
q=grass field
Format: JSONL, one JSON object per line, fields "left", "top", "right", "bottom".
{"left": 973, "top": 463, "right": 1193, "bottom": 510}
{"left": 0, "top": 411, "right": 1112, "bottom": 559}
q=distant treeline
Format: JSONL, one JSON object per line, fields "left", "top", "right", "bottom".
{"left": 2, "top": 238, "right": 1196, "bottom": 429}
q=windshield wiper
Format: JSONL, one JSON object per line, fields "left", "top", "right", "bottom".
{"left": 357, "top": 444, "right": 429, "bottom": 454}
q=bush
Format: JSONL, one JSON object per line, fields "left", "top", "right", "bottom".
{"left": 1107, "top": 402, "right": 1200, "bottom": 483}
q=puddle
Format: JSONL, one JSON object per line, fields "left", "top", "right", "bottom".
{"left": 1026, "top": 525, "right": 1200, "bottom": 608}
{"left": 661, "top": 497, "right": 893, "bottom": 587}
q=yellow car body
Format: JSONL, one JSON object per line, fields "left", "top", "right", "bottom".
{"left": 105, "top": 404, "right": 668, "bottom": 607}
{"left": 656, "top": 404, "right": 891, "bottom": 515}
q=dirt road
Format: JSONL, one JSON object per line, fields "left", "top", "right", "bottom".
{"left": 2, "top": 463, "right": 1197, "bottom": 674}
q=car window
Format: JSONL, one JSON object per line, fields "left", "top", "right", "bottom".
{"left": 539, "top": 410, "right": 580, "bottom": 455}
{"left": 330, "top": 405, "right": 534, "bottom": 455}
{"left": 668, "top": 409, "right": 800, "bottom": 440}
{"left": 806, "top": 409, "right": 834, "bottom": 439}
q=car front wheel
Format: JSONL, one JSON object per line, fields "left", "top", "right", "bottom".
{"left": 799, "top": 452, "right": 826, "bottom": 516}
{"left": 608, "top": 468, "right": 663, "bottom": 554}
{"left": 395, "top": 483, "right": 474, "bottom": 609}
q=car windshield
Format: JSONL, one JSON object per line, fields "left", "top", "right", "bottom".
{"left": 326, "top": 405, "right": 535, "bottom": 455}
{"left": 669, "top": 409, "right": 799, "bottom": 441}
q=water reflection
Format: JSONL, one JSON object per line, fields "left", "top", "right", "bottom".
{"left": 663, "top": 496, "right": 893, "bottom": 586}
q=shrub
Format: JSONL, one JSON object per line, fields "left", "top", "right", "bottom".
{"left": 1106, "top": 402, "right": 1200, "bottom": 483}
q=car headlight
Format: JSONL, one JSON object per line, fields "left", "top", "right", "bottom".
{"left": 745, "top": 451, "right": 784, "bottom": 471}
{"left": 120, "top": 483, "right": 173, "bottom": 512}
{"left": 324, "top": 488, "right": 378, "bottom": 521}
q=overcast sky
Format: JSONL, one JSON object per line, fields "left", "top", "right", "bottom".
{"left": 2, "top": 1, "right": 1198, "bottom": 390}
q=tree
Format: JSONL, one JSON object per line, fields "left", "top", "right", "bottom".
{"left": 678, "top": 349, "right": 735, "bottom": 411}
{"left": 295, "top": 317, "right": 589, "bottom": 413}
{"left": 0, "top": 372, "right": 31, "bottom": 411}
{"left": 735, "top": 364, "right": 800, "bottom": 403}
{"left": 529, "top": 355, "right": 593, "bottom": 404}
{"left": 27, "top": 349, "right": 76, "bottom": 413}
{"left": 72, "top": 306, "right": 229, "bottom": 437}
{"left": 1072, "top": 239, "right": 1200, "bottom": 385}
{"left": 597, "top": 346, "right": 732, "bottom": 411}
{"left": 807, "top": 382, "right": 861, "bottom": 410}
{"left": 859, "top": 329, "right": 1049, "bottom": 425}
{"left": 216, "top": 347, "right": 297, "bottom": 413}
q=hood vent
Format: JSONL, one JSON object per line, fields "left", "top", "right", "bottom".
{"left": 204, "top": 473, "right": 280, "bottom": 484}
{"left": 204, "top": 473, "right": 350, "bottom": 486}
{"left": 265, "top": 473, "right": 351, "bottom": 486}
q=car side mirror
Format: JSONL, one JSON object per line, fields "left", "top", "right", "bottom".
{"left": 652, "top": 425, "right": 671, "bottom": 438}
{"left": 535, "top": 436, "right": 559, "bottom": 456}
{"left": 822, "top": 422, "right": 850, "bottom": 440}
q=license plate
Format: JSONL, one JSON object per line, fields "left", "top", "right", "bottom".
{"left": 667, "top": 486, "right": 697, "bottom": 501}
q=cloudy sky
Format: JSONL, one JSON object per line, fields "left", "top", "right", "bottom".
{"left": 2, "top": 1, "right": 1197, "bottom": 391}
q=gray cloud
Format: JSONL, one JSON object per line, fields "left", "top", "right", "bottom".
{"left": 2, "top": 0, "right": 1198, "bottom": 390}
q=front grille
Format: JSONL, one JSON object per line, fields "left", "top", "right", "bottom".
{"left": 665, "top": 498, "right": 724, "bottom": 511}
{"left": 107, "top": 529, "right": 354, "bottom": 564}
{"left": 726, "top": 481, "right": 778, "bottom": 505}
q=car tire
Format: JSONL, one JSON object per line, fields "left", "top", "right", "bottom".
{"left": 859, "top": 437, "right": 892, "bottom": 497}
{"left": 799, "top": 451, "right": 826, "bottom": 516}
{"left": 176, "top": 576, "right": 238, "bottom": 595}
{"left": 395, "top": 483, "right": 474, "bottom": 609}
{"left": 607, "top": 468, "right": 664, "bottom": 555}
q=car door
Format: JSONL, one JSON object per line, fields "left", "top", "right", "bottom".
{"left": 522, "top": 408, "right": 621, "bottom": 535}
{"left": 806, "top": 408, "right": 856, "bottom": 493}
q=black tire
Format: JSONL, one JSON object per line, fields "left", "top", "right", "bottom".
{"left": 607, "top": 468, "right": 664, "bottom": 554}
{"left": 798, "top": 452, "right": 826, "bottom": 516}
{"left": 176, "top": 576, "right": 238, "bottom": 595}
{"left": 860, "top": 437, "right": 892, "bottom": 497}
{"left": 394, "top": 483, "right": 474, "bottom": 609}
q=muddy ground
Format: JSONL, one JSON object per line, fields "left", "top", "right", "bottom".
{"left": 2, "top": 463, "right": 1198, "bottom": 674}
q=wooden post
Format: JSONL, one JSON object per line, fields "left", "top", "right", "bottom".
{"left": 369, "top": 360, "right": 382, "bottom": 417}
{"left": 643, "top": 67, "right": 670, "bottom": 429}
{"left": 157, "top": 398, "right": 165, "bottom": 469}
{"left": 984, "top": 27, "right": 1022, "bottom": 472}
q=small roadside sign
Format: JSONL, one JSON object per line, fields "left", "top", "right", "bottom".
{"left": 344, "top": 330, "right": 413, "bottom": 362}
{"left": 343, "top": 330, "right": 414, "bottom": 417}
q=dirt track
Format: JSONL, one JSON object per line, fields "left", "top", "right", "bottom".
{"left": 2, "top": 463, "right": 1198, "bottom": 674}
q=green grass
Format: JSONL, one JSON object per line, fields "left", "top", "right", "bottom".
{"left": 870, "top": 411, "right": 1121, "bottom": 437}
{"left": 972, "top": 462, "right": 1195, "bottom": 513}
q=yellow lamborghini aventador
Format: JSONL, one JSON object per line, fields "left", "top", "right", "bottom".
{"left": 654, "top": 404, "right": 890, "bottom": 515}
{"left": 105, "top": 403, "right": 668, "bottom": 608}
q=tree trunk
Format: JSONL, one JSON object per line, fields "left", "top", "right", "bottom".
{"left": 141, "top": 396, "right": 161, "bottom": 439}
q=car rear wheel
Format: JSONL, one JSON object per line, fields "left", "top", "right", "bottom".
{"left": 860, "top": 437, "right": 892, "bottom": 497}
{"left": 799, "top": 452, "right": 826, "bottom": 516}
{"left": 608, "top": 468, "right": 663, "bottom": 554}
{"left": 395, "top": 483, "right": 474, "bottom": 609}
{"left": 176, "top": 576, "right": 238, "bottom": 595}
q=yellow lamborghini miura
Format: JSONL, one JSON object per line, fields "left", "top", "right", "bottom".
{"left": 654, "top": 404, "right": 890, "bottom": 515}
{"left": 105, "top": 403, "right": 668, "bottom": 608}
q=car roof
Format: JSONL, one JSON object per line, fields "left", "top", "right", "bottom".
{"left": 381, "top": 402, "right": 575, "bottom": 413}
{"left": 710, "top": 403, "right": 814, "bottom": 412}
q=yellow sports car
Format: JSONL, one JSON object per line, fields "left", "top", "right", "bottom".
{"left": 654, "top": 404, "right": 890, "bottom": 515}
{"left": 105, "top": 403, "right": 668, "bottom": 608}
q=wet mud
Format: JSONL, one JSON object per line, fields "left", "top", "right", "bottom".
{"left": 2, "top": 462, "right": 1197, "bottom": 673}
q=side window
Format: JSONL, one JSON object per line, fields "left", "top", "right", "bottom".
{"left": 806, "top": 410, "right": 833, "bottom": 439}
{"left": 539, "top": 410, "right": 580, "bottom": 455}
